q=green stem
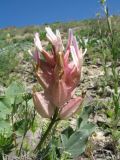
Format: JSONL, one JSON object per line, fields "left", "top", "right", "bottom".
{"left": 18, "top": 99, "right": 28, "bottom": 156}
{"left": 34, "top": 110, "right": 59, "bottom": 153}
{"left": 19, "top": 99, "right": 36, "bottom": 156}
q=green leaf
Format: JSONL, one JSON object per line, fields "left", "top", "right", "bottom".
{"left": 61, "top": 126, "right": 74, "bottom": 139}
{"left": 30, "top": 120, "right": 38, "bottom": 133}
{"left": 0, "top": 133, "right": 14, "bottom": 154}
{"left": 1, "top": 96, "right": 12, "bottom": 108}
{"left": 63, "top": 122, "right": 95, "bottom": 158}
{"left": 61, "top": 127, "right": 74, "bottom": 147}
{"left": 5, "top": 81, "right": 25, "bottom": 96}
{"left": 64, "top": 131, "right": 88, "bottom": 157}
{"left": 61, "top": 134, "right": 68, "bottom": 148}
{"left": 106, "top": 110, "right": 114, "bottom": 118}
{"left": 5, "top": 81, "right": 25, "bottom": 105}
{"left": 14, "top": 119, "right": 28, "bottom": 135}
{"left": 77, "top": 106, "right": 93, "bottom": 129}
{"left": 62, "top": 105, "right": 95, "bottom": 158}
{"left": 0, "top": 101, "right": 12, "bottom": 119}
{"left": 27, "top": 98, "right": 34, "bottom": 109}
{"left": 80, "top": 122, "right": 96, "bottom": 135}
{"left": 0, "top": 120, "right": 12, "bottom": 135}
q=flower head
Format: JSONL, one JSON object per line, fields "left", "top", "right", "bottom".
{"left": 32, "top": 27, "right": 86, "bottom": 119}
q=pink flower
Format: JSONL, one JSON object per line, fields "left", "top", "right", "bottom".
{"left": 33, "top": 92, "right": 83, "bottom": 119}
{"left": 32, "top": 27, "right": 86, "bottom": 119}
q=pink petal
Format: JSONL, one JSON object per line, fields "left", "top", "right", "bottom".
{"left": 60, "top": 96, "right": 83, "bottom": 119}
{"left": 66, "top": 29, "right": 73, "bottom": 50}
{"left": 36, "top": 61, "right": 54, "bottom": 89}
{"left": 33, "top": 92, "right": 55, "bottom": 118}
{"left": 64, "top": 49, "right": 70, "bottom": 65}
{"left": 56, "top": 29, "right": 64, "bottom": 52}
{"left": 64, "top": 29, "right": 73, "bottom": 63}
{"left": 45, "top": 80, "right": 71, "bottom": 107}
{"left": 73, "top": 37, "right": 84, "bottom": 67}
{"left": 73, "top": 36, "right": 80, "bottom": 58}
{"left": 41, "top": 49, "right": 55, "bottom": 66}
{"left": 34, "top": 32, "right": 54, "bottom": 65}
{"left": 64, "top": 62, "right": 80, "bottom": 92}
{"left": 70, "top": 45, "right": 79, "bottom": 69}
{"left": 34, "top": 49, "right": 40, "bottom": 64}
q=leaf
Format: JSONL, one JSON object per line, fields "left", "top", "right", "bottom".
{"left": 106, "top": 110, "right": 114, "bottom": 118}
{"left": 61, "top": 105, "right": 95, "bottom": 158}
{"left": 30, "top": 119, "right": 38, "bottom": 133}
{"left": 14, "top": 119, "right": 28, "bottom": 135}
{"left": 61, "top": 126, "right": 74, "bottom": 139}
{"left": 61, "top": 134, "right": 68, "bottom": 148}
{"left": 1, "top": 96, "right": 12, "bottom": 108}
{"left": 77, "top": 106, "right": 93, "bottom": 129}
{"left": 64, "top": 131, "right": 88, "bottom": 157}
{"left": 63, "top": 123, "right": 95, "bottom": 158}
{"left": 5, "top": 81, "right": 25, "bottom": 105}
{"left": 79, "top": 122, "right": 96, "bottom": 135}
{"left": 0, "top": 101, "right": 12, "bottom": 119}
{"left": 27, "top": 98, "right": 34, "bottom": 110}
{"left": 0, "top": 120, "right": 12, "bottom": 135}
{"left": 61, "top": 126, "right": 74, "bottom": 147}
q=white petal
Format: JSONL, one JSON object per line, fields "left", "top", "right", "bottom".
{"left": 73, "top": 36, "right": 80, "bottom": 56}
{"left": 70, "top": 45, "right": 79, "bottom": 68}
{"left": 45, "top": 27, "right": 57, "bottom": 42}
{"left": 34, "top": 32, "right": 43, "bottom": 52}
{"left": 56, "top": 29, "right": 64, "bottom": 51}
{"left": 66, "top": 29, "right": 73, "bottom": 49}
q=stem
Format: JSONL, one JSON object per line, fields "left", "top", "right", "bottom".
{"left": 18, "top": 99, "right": 28, "bottom": 156}
{"left": 18, "top": 99, "right": 36, "bottom": 156}
{"left": 11, "top": 102, "right": 17, "bottom": 149}
{"left": 34, "top": 109, "right": 59, "bottom": 153}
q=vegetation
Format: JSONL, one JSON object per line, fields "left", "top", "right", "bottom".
{"left": 0, "top": 1, "right": 120, "bottom": 159}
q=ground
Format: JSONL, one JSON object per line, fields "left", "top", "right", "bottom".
{"left": 0, "top": 19, "right": 120, "bottom": 159}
